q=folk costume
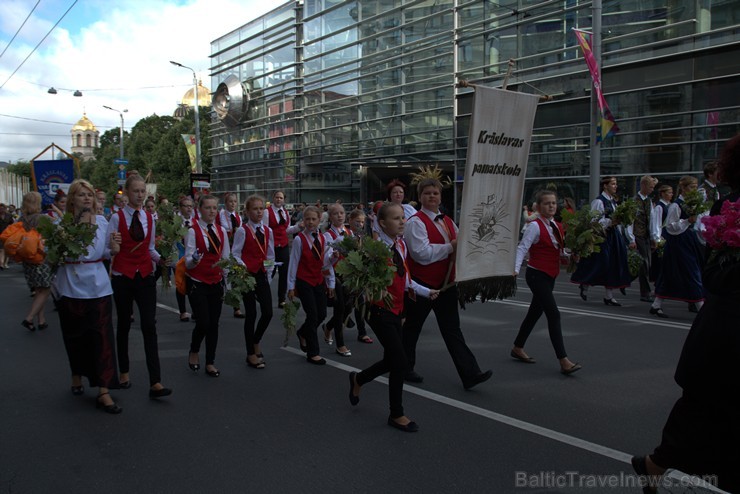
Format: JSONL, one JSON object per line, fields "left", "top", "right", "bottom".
{"left": 264, "top": 204, "right": 302, "bottom": 306}
{"left": 324, "top": 224, "right": 353, "bottom": 353}
{"left": 286, "top": 228, "right": 335, "bottom": 361}
{"left": 184, "top": 219, "right": 230, "bottom": 371}
{"left": 232, "top": 220, "right": 275, "bottom": 361}
{"left": 107, "top": 206, "right": 164, "bottom": 387}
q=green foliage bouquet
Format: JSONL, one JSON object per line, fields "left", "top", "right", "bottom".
{"left": 281, "top": 299, "right": 302, "bottom": 346}
{"left": 680, "top": 190, "right": 710, "bottom": 217}
{"left": 560, "top": 206, "right": 606, "bottom": 273}
{"left": 335, "top": 237, "right": 396, "bottom": 311}
{"left": 611, "top": 198, "right": 639, "bottom": 226}
{"left": 37, "top": 213, "right": 98, "bottom": 267}
{"left": 154, "top": 204, "right": 189, "bottom": 291}
{"left": 627, "top": 249, "right": 643, "bottom": 278}
{"left": 215, "top": 254, "right": 256, "bottom": 309}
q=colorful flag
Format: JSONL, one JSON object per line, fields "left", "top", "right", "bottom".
{"left": 573, "top": 28, "right": 619, "bottom": 142}
{"left": 181, "top": 134, "right": 197, "bottom": 172}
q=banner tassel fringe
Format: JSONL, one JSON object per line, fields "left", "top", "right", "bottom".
{"left": 457, "top": 276, "right": 517, "bottom": 305}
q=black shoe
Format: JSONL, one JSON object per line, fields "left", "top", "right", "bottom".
{"left": 70, "top": 385, "right": 84, "bottom": 396}
{"left": 278, "top": 301, "right": 286, "bottom": 309}
{"left": 119, "top": 380, "right": 132, "bottom": 389}
{"left": 688, "top": 302, "right": 699, "bottom": 313}
{"left": 38, "top": 323, "right": 48, "bottom": 330}
{"left": 640, "top": 296, "right": 655, "bottom": 303}
{"left": 21, "top": 319, "right": 35, "bottom": 331}
{"left": 649, "top": 307, "right": 668, "bottom": 318}
{"left": 188, "top": 352, "right": 200, "bottom": 372}
{"left": 346, "top": 317, "right": 355, "bottom": 328}
{"left": 149, "top": 387, "right": 172, "bottom": 399}
{"left": 463, "top": 369, "right": 493, "bottom": 390}
{"left": 510, "top": 350, "right": 536, "bottom": 363}
{"left": 619, "top": 287, "right": 627, "bottom": 296}
{"left": 96, "top": 393, "right": 122, "bottom": 414}
{"left": 246, "top": 358, "right": 266, "bottom": 369}
{"left": 306, "top": 357, "right": 326, "bottom": 365}
{"left": 561, "top": 363, "right": 582, "bottom": 375}
{"left": 348, "top": 372, "right": 359, "bottom": 406}
{"left": 579, "top": 284, "right": 587, "bottom": 301}
{"left": 233, "top": 309, "right": 245, "bottom": 319}
{"left": 603, "top": 298, "right": 622, "bottom": 307}
{"left": 404, "top": 371, "right": 424, "bottom": 383}
{"left": 205, "top": 367, "right": 220, "bottom": 377}
{"left": 387, "top": 416, "right": 419, "bottom": 432}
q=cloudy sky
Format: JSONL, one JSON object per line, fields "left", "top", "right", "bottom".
{"left": 0, "top": 0, "right": 278, "bottom": 163}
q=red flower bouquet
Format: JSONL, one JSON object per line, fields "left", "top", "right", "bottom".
{"left": 701, "top": 198, "right": 740, "bottom": 264}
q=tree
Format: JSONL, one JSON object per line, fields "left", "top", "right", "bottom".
{"left": 6, "top": 161, "right": 31, "bottom": 178}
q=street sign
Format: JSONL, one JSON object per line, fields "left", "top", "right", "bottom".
{"left": 114, "top": 159, "right": 128, "bottom": 182}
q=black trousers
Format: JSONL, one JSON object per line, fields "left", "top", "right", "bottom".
{"left": 295, "top": 278, "right": 327, "bottom": 358}
{"left": 402, "top": 284, "right": 482, "bottom": 382}
{"left": 635, "top": 235, "right": 652, "bottom": 297}
{"left": 187, "top": 278, "right": 224, "bottom": 365}
{"left": 514, "top": 267, "right": 567, "bottom": 359}
{"left": 112, "top": 273, "right": 162, "bottom": 385}
{"left": 357, "top": 306, "right": 407, "bottom": 418}
{"left": 274, "top": 245, "right": 290, "bottom": 304}
{"left": 354, "top": 295, "right": 368, "bottom": 338}
{"left": 651, "top": 391, "right": 738, "bottom": 493}
{"left": 242, "top": 271, "right": 273, "bottom": 356}
{"left": 326, "top": 279, "right": 348, "bottom": 347}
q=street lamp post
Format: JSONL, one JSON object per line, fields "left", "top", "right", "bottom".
{"left": 103, "top": 105, "right": 128, "bottom": 160}
{"left": 170, "top": 60, "right": 202, "bottom": 173}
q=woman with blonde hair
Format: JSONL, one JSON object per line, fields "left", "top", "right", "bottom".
{"left": 19, "top": 191, "right": 53, "bottom": 331}
{"left": 54, "top": 179, "right": 123, "bottom": 412}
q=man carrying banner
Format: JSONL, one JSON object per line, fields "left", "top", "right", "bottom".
{"left": 402, "top": 178, "right": 493, "bottom": 390}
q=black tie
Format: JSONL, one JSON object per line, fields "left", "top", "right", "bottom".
{"left": 130, "top": 210, "right": 145, "bottom": 241}
{"left": 255, "top": 226, "right": 265, "bottom": 245}
{"left": 231, "top": 214, "right": 238, "bottom": 231}
{"left": 184, "top": 219, "right": 190, "bottom": 229}
{"left": 549, "top": 221, "right": 563, "bottom": 247}
{"left": 434, "top": 213, "right": 445, "bottom": 222}
{"left": 392, "top": 242, "right": 405, "bottom": 278}
{"left": 312, "top": 232, "right": 322, "bottom": 260}
{"left": 207, "top": 224, "right": 221, "bottom": 254}
{"left": 278, "top": 209, "right": 286, "bottom": 225}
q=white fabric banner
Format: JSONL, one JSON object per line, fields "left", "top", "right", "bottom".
{"left": 456, "top": 86, "right": 540, "bottom": 283}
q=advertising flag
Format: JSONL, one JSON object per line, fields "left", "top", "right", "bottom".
{"left": 181, "top": 134, "right": 197, "bottom": 172}
{"left": 573, "top": 28, "right": 619, "bottom": 142}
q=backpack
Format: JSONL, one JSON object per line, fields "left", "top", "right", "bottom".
{"left": 16, "top": 228, "right": 45, "bottom": 264}
{"left": 0, "top": 222, "right": 25, "bottom": 257}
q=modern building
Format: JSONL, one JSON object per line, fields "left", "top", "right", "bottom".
{"left": 70, "top": 113, "right": 99, "bottom": 161}
{"left": 209, "top": 0, "right": 740, "bottom": 215}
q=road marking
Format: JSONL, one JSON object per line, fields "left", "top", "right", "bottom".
{"left": 484, "top": 299, "right": 692, "bottom": 330}
{"left": 281, "top": 345, "right": 632, "bottom": 465}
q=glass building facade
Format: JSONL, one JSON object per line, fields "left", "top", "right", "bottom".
{"left": 209, "top": 0, "right": 740, "bottom": 214}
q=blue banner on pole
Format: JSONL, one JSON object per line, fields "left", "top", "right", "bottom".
{"left": 31, "top": 159, "right": 75, "bottom": 206}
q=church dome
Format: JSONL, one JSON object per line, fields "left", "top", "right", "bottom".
{"left": 181, "top": 80, "right": 211, "bottom": 107}
{"left": 72, "top": 113, "right": 97, "bottom": 131}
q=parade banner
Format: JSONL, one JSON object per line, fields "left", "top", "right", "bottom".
{"left": 181, "top": 134, "right": 197, "bottom": 172}
{"left": 456, "top": 86, "right": 540, "bottom": 303}
{"left": 572, "top": 28, "right": 619, "bottom": 142}
{"left": 31, "top": 159, "right": 75, "bottom": 206}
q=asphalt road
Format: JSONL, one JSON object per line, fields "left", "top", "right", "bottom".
{"left": 0, "top": 262, "right": 699, "bottom": 493}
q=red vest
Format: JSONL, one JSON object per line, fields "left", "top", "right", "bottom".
{"left": 527, "top": 218, "right": 563, "bottom": 278}
{"left": 240, "top": 224, "right": 270, "bottom": 274}
{"left": 407, "top": 212, "right": 457, "bottom": 289}
{"left": 217, "top": 209, "right": 242, "bottom": 243}
{"left": 186, "top": 222, "right": 224, "bottom": 284}
{"left": 267, "top": 207, "right": 289, "bottom": 248}
{"left": 112, "top": 209, "right": 154, "bottom": 279}
{"left": 296, "top": 231, "right": 325, "bottom": 286}
{"left": 373, "top": 239, "right": 410, "bottom": 316}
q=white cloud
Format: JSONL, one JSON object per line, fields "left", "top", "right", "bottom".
{"left": 0, "top": 0, "right": 279, "bottom": 162}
